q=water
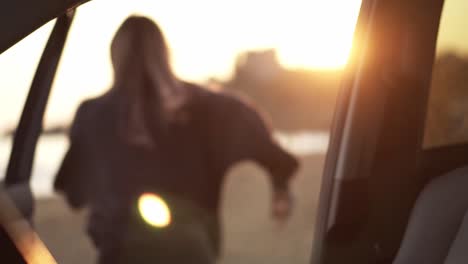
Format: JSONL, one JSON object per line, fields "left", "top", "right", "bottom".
{"left": 274, "top": 131, "right": 329, "bottom": 156}
{"left": 0, "top": 136, "right": 68, "bottom": 198}
{"left": 0, "top": 132, "right": 328, "bottom": 198}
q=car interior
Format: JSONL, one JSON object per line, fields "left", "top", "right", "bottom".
{"left": 1, "top": 0, "right": 468, "bottom": 263}
{"left": 313, "top": 0, "right": 468, "bottom": 263}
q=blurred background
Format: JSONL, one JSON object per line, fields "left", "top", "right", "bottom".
{"left": 0, "top": 0, "right": 362, "bottom": 263}
{"left": 424, "top": 0, "right": 468, "bottom": 148}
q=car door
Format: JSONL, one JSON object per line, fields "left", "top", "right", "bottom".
{"left": 311, "top": 0, "right": 445, "bottom": 263}
{"left": 0, "top": 1, "right": 81, "bottom": 263}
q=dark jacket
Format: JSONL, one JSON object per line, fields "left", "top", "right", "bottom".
{"left": 54, "top": 82, "right": 298, "bottom": 256}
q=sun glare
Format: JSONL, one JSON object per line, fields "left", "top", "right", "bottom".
{"left": 275, "top": 1, "right": 362, "bottom": 69}
{"left": 138, "top": 193, "right": 171, "bottom": 228}
{"left": 130, "top": 0, "right": 363, "bottom": 74}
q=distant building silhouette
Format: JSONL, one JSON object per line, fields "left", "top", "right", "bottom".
{"left": 234, "top": 49, "right": 282, "bottom": 82}
{"left": 226, "top": 49, "right": 342, "bottom": 131}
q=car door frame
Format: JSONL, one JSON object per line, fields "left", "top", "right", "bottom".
{"left": 311, "top": 0, "right": 445, "bottom": 263}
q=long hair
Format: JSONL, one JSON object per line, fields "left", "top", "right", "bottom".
{"left": 111, "top": 16, "right": 185, "bottom": 148}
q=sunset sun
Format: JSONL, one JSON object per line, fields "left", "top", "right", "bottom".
{"left": 275, "top": 1, "right": 362, "bottom": 69}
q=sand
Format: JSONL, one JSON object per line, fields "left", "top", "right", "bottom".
{"left": 33, "top": 154, "right": 324, "bottom": 264}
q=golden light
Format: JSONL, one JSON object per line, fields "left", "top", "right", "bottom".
{"left": 138, "top": 193, "right": 171, "bottom": 228}
{"left": 0, "top": 0, "right": 363, "bottom": 128}
{"left": 275, "top": 0, "right": 362, "bottom": 70}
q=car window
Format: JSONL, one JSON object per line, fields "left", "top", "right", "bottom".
{"left": 0, "top": 21, "right": 54, "bottom": 193}
{"left": 0, "top": 1, "right": 361, "bottom": 263}
{"left": 424, "top": 0, "right": 468, "bottom": 148}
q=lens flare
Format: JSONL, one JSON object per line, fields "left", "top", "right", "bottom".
{"left": 138, "top": 193, "right": 171, "bottom": 228}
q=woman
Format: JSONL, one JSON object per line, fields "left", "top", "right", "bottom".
{"left": 54, "top": 16, "right": 298, "bottom": 264}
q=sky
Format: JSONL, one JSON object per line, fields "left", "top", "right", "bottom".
{"left": 436, "top": 0, "right": 468, "bottom": 54}
{"left": 0, "top": 0, "right": 362, "bottom": 130}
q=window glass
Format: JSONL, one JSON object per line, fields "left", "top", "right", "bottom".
{"left": 0, "top": 0, "right": 361, "bottom": 263}
{"left": 424, "top": 0, "right": 468, "bottom": 148}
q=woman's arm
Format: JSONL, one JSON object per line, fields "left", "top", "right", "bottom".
{"left": 214, "top": 95, "right": 299, "bottom": 220}
{"left": 222, "top": 96, "right": 299, "bottom": 190}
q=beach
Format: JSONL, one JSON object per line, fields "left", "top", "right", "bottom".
{"left": 0, "top": 133, "right": 327, "bottom": 263}
{"left": 33, "top": 154, "right": 325, "bottom": 264}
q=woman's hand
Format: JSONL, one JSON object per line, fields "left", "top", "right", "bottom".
{"left": 271, "top": 189, "right": 293, "bottom": 225}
